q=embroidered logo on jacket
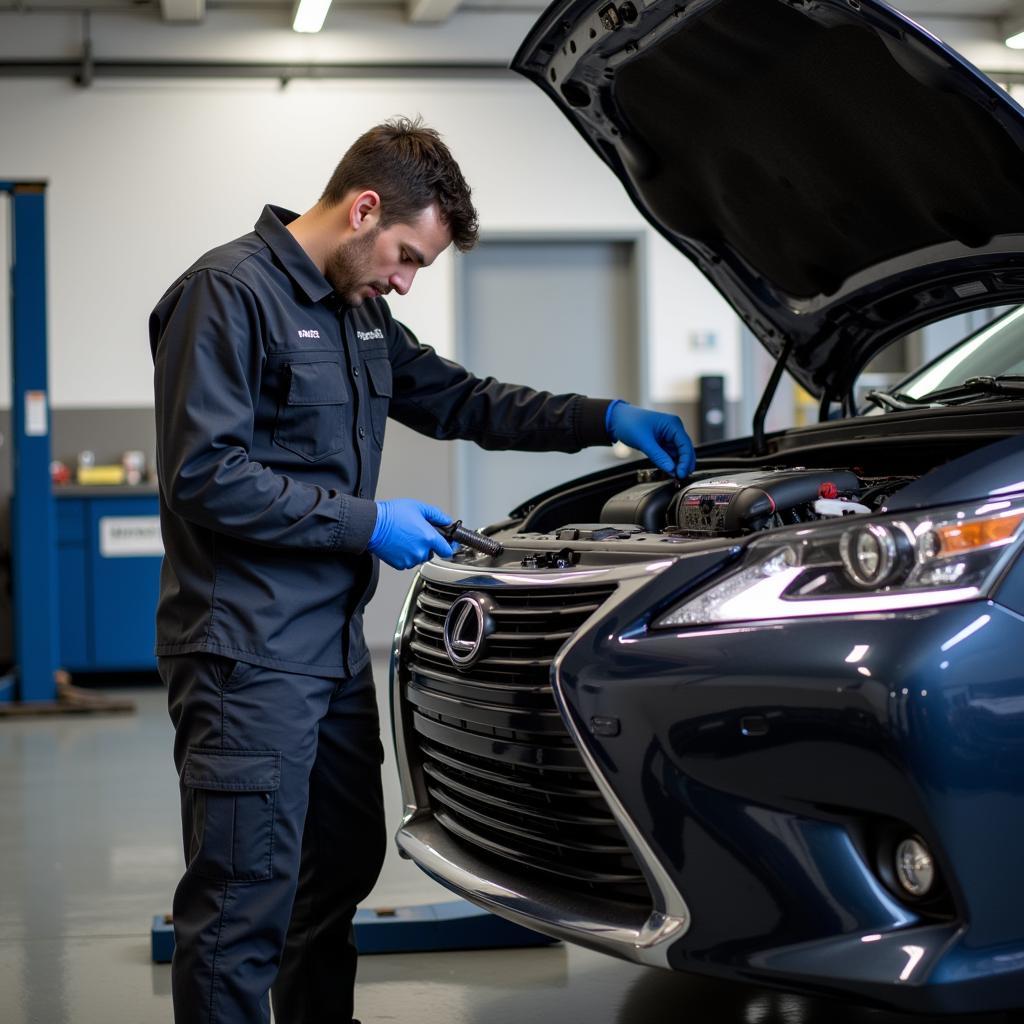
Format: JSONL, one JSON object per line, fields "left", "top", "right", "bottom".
{"left": 356, "top": 329, "right": 385, "bottom": 342}
{"left": 297, "top": 329, "right": 320, "bottom": 339}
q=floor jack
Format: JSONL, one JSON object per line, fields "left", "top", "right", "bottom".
{"left": 152, "top": 901, "right": 556, "bottom": 961}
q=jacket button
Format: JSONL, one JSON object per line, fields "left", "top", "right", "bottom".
{"left": 353, "top": 366, "right": 360, "bottom": 377}
{"left": 358, "top": 426, "right": 366, "bottom": 439}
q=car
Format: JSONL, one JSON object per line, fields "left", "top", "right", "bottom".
{"left": 388, "top": 0, "right": 1024, "bottom": 1012}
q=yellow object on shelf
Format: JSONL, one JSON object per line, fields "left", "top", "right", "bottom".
{"left": 76, "top": 464, "right": 127, "bottom": 485}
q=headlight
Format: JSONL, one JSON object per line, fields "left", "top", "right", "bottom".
{"left": 839, "top": 522, "right": 915, "bottom": 588}
{"left": 656, "top": 498, "right": 1024, "bottom": 628}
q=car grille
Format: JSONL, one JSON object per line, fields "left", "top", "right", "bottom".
{"left": 403, "top": 576, "right": 652, "bottom": 907}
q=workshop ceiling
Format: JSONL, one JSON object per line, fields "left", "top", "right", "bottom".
{"left": 2, "top": 0, "right": 1024, "bottom": 86}
{"left": 3, "top": 0, "right": 550, "bottom": 25}
{"left": 0, "top": 0, "right": 1019, "bottom": 25}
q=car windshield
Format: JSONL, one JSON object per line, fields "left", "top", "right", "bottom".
{"left": 857, "top": 304, "right": 1024, "bottom": 414}
{"left": 898, "top": 305, "right": 1024, "bottom": 400}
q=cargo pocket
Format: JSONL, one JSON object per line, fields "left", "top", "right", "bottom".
{"left": 365, "top": 356, "right": 392, "bottom": 446}
{"left": 273, "top": 359, "right": 349, "bottom": 462}
{"left": 182, "top": 748, "right": 281, "bottom": 883}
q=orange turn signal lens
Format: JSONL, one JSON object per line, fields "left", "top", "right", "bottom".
{"left": 932, "top": 511, "right": 1024, "bottom": 556}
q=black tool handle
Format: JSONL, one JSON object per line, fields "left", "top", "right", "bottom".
{"left": 437, "top": 519, "right": 504, "bottom": 556}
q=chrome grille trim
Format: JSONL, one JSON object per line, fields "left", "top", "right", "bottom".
{"left": 391, "top": 556, "right": 691, "bottom": 966}
{"left": 408, "top": 575, "right": 645, "bottom": 894}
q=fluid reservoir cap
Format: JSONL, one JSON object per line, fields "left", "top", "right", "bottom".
{"left": 819, "top": 482, "right": 839, "bottom": 499}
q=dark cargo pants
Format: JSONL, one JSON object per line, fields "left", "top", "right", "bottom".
{"left": 161, "top": 654, "right": 387, "bottom": 1024}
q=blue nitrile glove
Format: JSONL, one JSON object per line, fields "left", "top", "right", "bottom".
{"left": 366, "top": 499, "right": 457, "bottom": 570}
{"left": 606, "top": 400, "right": 696, "bottom": 478}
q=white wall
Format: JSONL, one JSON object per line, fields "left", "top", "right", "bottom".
{"left": 920, "top": 16, "right": 1024, "bottom": 76}
{"left": 0, "top": 14, "right": 740, "bottom": 411}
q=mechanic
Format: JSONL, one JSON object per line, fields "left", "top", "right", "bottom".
{"left": 150, "top": 116, "right": 696, "bottom": 1024}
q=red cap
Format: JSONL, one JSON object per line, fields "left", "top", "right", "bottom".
{"left": 819, "top": 482, "right": 838, "bottom": 500}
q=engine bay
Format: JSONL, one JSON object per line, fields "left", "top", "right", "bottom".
{"left": 452, "top": 466, "right": 918, "bottom": 567}
{"left": 602, "top": 468, "right": 881, "bottom": 536}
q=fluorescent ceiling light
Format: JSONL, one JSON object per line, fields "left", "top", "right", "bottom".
{"left": 293, "top": 0, "right": 332, "bottom": 33}
{"left": 1005, "top": 6, "right": 1024, "bottom": 49}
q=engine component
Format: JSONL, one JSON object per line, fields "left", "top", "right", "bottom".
{"left": 814, "top": 497, "right": 872, "bottom": 517}
{"left": 556, "top": 524, "right": 643, "bottom": 542}
{"left": 520, "top": 548, "right": 581, "bottom": 569}
{"left": 673, "top": 469, "right": 862, "bottom": 535}
{"left": 600, "top": 480, "right": 678, "bottom": 532}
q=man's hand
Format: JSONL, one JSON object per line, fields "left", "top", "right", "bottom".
{"left": 607, "top": 400, "right": 696, "bottom": 478}
{"left": 366, "top": 499, "right": 457, "bottom": 569}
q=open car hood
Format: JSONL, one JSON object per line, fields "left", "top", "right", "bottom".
{"left": 513, "top": 0, "right": 1024, "bottom": 406}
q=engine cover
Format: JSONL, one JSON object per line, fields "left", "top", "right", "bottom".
{"left": 674, "top": 469, "right": 861, "bottom": 535}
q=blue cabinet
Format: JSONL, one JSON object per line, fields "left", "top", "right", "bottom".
{"left": 56, "top": 490, "right": 162, "bottom": 672}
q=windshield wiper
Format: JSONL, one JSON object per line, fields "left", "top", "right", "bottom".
{"left": 863, "top": 390, "right": 923, "bottom": 412}
{"left": 912, "top": 375, "right": 1024, "bottom": 405}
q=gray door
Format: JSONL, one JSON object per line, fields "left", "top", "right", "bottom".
{"left": 455, "top": 238, "right": 639, "bottom": 530}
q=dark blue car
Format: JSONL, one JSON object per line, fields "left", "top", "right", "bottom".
{"left": 390, "top": 0, "right": 1024, "bottom": 1011}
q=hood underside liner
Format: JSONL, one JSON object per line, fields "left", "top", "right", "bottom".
{"left": 513, "top": 0, "right": 1024, "bottom": 400}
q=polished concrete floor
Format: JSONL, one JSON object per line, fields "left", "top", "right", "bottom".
{"left": 1, "top": 667, "right": 1022, "bottom": 1023}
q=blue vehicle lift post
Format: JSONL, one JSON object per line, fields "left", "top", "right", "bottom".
{"left": 0, "top": 181, "right": 59, "bottom": 706}
{"left": 0, "top": 181, "right": 131, "bottom": 713}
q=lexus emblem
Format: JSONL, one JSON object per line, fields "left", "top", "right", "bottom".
{"left": 443, "top": 592, "right": 495, "bottom": 668}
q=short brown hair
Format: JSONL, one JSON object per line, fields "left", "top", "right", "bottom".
{"left": 321, "top": 116, "right": 479, "bottom": 253}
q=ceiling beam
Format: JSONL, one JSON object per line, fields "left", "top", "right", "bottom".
{"left": 407, "top": 0, "right": 462, "bottom": 24}
{"left": 160, "top": 0, "right": 205, "bottom": 23}
{"left": 0, "top": 58, "right": 511, "bottom": 82}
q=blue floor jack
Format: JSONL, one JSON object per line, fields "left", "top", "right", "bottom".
{"left": 152, "top": 900, "right": 557, "bottom": 961}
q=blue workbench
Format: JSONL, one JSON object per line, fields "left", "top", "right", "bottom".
{"left": 55, "top": 486, "right": 161, "bottom": 672}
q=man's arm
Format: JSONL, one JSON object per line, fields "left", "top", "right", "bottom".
{"left": 383, "top": 313, "right": 611, "bottom": 453}
{"left": 382, "top": 310, "right": 695, "bottom": 477}
{"left": 152, "top": 270, "right": 377, "bottom": 552}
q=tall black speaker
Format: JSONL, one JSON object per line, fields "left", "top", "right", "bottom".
{"left": 699, "top": 374, "right": 726, "bottom": 443}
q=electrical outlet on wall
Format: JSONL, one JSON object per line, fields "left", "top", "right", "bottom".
{"left": 688, "top": 330, "right": 718, "bottom": 351}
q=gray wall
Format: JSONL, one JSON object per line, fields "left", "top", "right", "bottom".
{"left": 0, "top": 407, "right": 158, "bottom": 506}
{"left": 366, "top": 424, "right": 455, "bottom": 652}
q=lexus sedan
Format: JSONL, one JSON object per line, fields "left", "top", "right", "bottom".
{"left": 389, "top": 0, "right": 1024, "bottom": 1012}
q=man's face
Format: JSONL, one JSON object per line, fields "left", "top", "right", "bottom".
{"left": 324, "top": 202, "right": 452, "bottom": 306}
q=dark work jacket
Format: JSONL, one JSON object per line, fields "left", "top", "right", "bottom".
{"left": 150, "top": 205, "right": 613, "bottom": 677}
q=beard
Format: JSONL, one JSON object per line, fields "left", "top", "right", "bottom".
{"left": 323, "top": 226, "right": 387, "bottom": 305}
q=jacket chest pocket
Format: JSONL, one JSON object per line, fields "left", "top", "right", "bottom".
{"left": 365, "top": 356, "right": 392, "bottom": 447}
{"left": 273, "top": 359, "right": 349, "bottom": 462}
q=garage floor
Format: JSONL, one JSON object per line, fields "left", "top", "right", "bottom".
{"left": 0, "top": 663, "right": 1018, "bottom": 1024}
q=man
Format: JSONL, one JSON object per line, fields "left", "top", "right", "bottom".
{"left": 151, "top": 117, "right": 695, "bottom": 1024}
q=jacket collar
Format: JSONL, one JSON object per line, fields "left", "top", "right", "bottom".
{"left": 255, "top": 205, "right": 335, "bottom": 305}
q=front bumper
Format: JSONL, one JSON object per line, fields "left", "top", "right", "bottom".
{"left": 390, "top": 555, "right": 699, "bottom": 966}
{"left": 391, "top": 554, "right": 1024, "bottom": 1012}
